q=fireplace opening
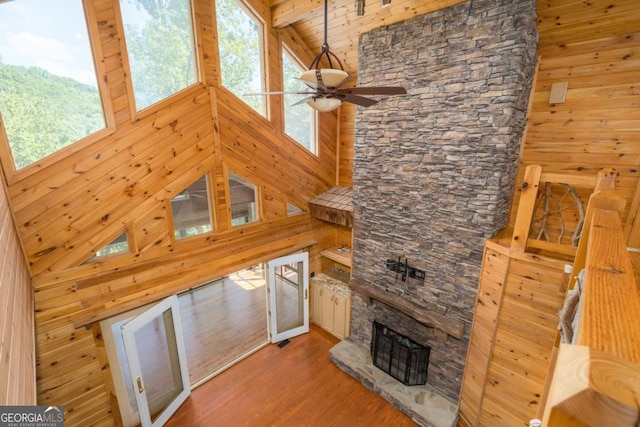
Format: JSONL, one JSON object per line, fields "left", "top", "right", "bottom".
{"left": 371, "top": 321, "right": 430, "bottom": 386}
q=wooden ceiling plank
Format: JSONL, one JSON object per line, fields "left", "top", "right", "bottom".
{"left": 271, "top": 0, "right": 323, "bottom": 28}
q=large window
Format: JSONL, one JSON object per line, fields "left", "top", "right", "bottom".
{"left": 171, "top": 175, "right": 213, "bottom": 239}
{"left": 120, "top": 0, "right": 198, "bottom": 111}
{"left": 216, "top": 0, "right": 265, "bottom": 115}
{"left": 228, "top": 171, "right": 258, "bottom": 226}
{"left": 283, "top": 48, "right": 316, "bottom": 153}
{"left": 0, "top": 0, "right": 106, "bottom": 170}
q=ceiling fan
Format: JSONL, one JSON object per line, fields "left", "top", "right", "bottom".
{"left": 245, "top": 0, "right": 407, "bottom": 112}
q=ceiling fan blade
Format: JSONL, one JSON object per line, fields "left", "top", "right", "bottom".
{"left": 341, "top": 94, "right": 379, "bottom": 107}
{"left": 337, "top": 86, "right": 407, "bottom": 95}
{"left": 291, "top": 96, "right": 315, "bottom": 106}
{"left": 243, "top": 90, "right": 314, "bottom": 96}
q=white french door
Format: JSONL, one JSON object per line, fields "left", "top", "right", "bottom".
{"left": 267, "top": 252, "right": 309, "bottom": 342}
{"left": 121, "top": 295, "right": 190, "bottom": 427}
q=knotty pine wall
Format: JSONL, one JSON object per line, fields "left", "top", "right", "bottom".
{"left": 0, "top": 0, "right": 339, "bottom": 425}
{"left": 459, "top": 2, "right": 640, "bottom": 425}
{"left": 459, "top": 240, "right": 566, "bottom": 426}
{"left": 0, "top": 172, "right": 36, "bottom": 405}
{"left": 514, "top": 0, "right": 640, "bottom": 241}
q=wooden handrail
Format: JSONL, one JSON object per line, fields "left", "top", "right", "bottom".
{"left": 565, "top": 169, "right": 626, "bottom": 292}
{"left": 577, "top": 208, "right": 640, "bottom": 360}
{"left": 541, "top": 182, "right": 640, "bottom": 426}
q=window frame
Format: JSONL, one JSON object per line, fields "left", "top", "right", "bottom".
{"left": 227, "top": 170, "right": 260, "bottom": 228}
{"left": 83, "top": 228, "right": 135, "bottom": 264}
{"left": 214, "top": 0, "right": 268, "bottom": 117}
{"left": 115, "top": 0, "right": 204, "bottom": 121}
{"left": 0, "top": 0, "right": 117, "bottom": 183}
{"left": 169, "top": 173, "right": 215, "bottom": 242}
{"left": 281, "top": 44, "right": 318, "bottom": 155}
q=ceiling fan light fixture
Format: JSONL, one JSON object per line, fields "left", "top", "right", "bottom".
{"left": 306, "top": 96, "right": 342, "bottom": 112}
{"left": 300, "top": 68, "right": 350, "bottom": 88}
{"left": 243, "top": 0, "right": 405, "bottom": 111}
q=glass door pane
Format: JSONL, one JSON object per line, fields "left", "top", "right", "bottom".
{"left": 121, "top": 295, "right": 190, "bottom": 427}
{"left": 267, "top": 252, "right": 309, "bottom": 342}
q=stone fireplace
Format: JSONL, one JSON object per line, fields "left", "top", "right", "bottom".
{"left": 330, "top": 0, "right": 537, "bottom": 425}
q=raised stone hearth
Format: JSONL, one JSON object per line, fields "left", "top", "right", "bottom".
{"left": 330, "top": 339, "right": 458, "bottom": 427}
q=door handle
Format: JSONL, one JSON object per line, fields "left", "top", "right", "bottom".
{"left": 137, "top": 377, "right": 144, "bottom": 394}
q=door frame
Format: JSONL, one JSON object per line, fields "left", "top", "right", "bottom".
{"left": 121, "top": 295, "right": 190, "bottom": 427}
{"left": 266, "top": 251, "right": 310, "bottom": 343}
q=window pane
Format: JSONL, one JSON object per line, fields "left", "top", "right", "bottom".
{"left": 93, "top": 232, "right": 129, "bottom": 258}
{"left": 171, "top": 175, "right": 213, "bottom": 239}
{"left": 0, "top": 0, "right": 106, "bottom": 170}
{"left": 229, "top": 171, "right": 258, "bottom": 226}
{"left": 286, "top": 202, "right": 304, "bottom": 216}
{"left": 216, "top": 0, "right": 265, "bottom": 115}
{"left": 283, "top": 50, "right": 316, "bottom": 153}
{"left": 120, "top": 0, "right": 198, "bottom": 111}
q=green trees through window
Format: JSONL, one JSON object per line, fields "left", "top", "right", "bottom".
{"left": 216, "top": 0, "right": 265, "bottom": 115}
{"left": 120, "top": 0, "right": 198, "bottom": 111}
{"left": 0, "top": 0, "right": 199, "bottom": 170}
{"left": 283, "top": 48, "right": 316, "bottom": 153}
{"left": 0, "top": 0, "right": 106, "bottom": 169}
{"left": 91, "top": 232, "right": 130, "bottom": 259}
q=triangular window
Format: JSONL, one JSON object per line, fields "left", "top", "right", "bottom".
{"left": 286, "top": 202, "right": 304, "bottom": 216}
{"left": 94, "top": 232, "right": 129, "bottom": 258}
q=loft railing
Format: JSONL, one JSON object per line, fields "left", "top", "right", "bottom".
{"left": 539, "top": 170, "right": 640, "bottom": 426}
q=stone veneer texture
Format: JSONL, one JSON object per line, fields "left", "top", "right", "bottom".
{"left": 349, "top": 0, "right": 538, "bottom": 402}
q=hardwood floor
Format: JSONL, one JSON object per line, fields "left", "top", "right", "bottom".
{"left": 165, "top": 324, "right": 417, "bottom": 426}
{"left": 178, "top": 268, "right": 269, "bottom": 384}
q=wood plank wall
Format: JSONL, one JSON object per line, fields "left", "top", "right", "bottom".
{"left": 0, "top": 0, "right": 339, "bottom": 424}
{"left": 0, "top": 170, "right": 36, "bottom": 405}
{"left": 458, "top": 2, "right": 640, "bottom": 425}
{"left": 459, "top": 240, "right": 566, "bottom": 426}
{"left": 511, "top": 1, "right": 640, "bottom": 240}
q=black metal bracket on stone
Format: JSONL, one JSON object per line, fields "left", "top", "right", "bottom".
{"left": 386, "top": 257, "right": 425, "bottom": 282}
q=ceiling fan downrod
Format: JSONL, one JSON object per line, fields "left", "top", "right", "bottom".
{"left": 307, "top": 0, "right": 345, "bottom": 72}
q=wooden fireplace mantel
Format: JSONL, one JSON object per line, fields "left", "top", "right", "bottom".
{"left": 349, "top": 281, "right": 465, "bottom": 340}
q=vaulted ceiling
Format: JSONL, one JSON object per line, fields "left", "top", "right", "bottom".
{"left": 273, "top": 0, "right": 640, "bottom": 81}
{"left": 270, "top": 0, "right": 466, "bottom": 76}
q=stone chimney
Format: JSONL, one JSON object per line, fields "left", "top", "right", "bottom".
{"left": 348, "top": 0, "right": 537, "bottom": 403}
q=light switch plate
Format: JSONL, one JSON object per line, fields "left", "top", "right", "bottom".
{"left": 549, "top": 82, "right": 568, "bottom": 104}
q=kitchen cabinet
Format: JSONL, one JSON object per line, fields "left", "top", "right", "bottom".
{"left": 311, "top": 274, "right": 351, "bottom": 340}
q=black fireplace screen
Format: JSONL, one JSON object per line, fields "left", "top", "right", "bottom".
{"left": 371, "top": 321, "right": 430, "bottom": 386}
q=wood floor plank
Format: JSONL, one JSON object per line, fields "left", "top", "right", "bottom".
{"left": 166, "top": 325, "right": 417, "bottom": 426}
